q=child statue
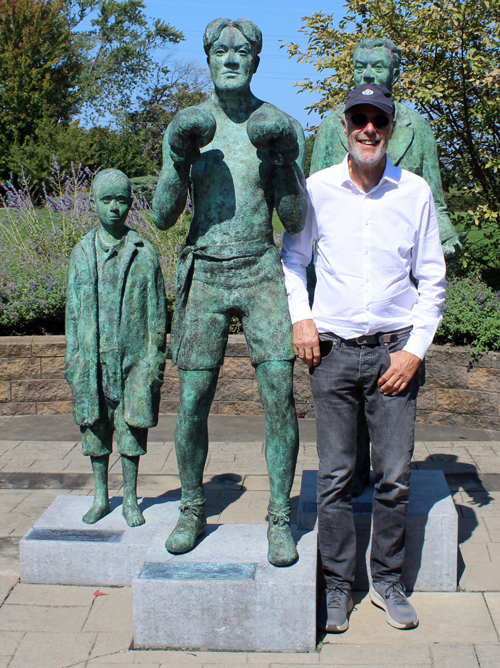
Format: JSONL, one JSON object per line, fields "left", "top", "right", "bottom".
{"left": 65, "top": 168, "right": 167, "bottom": 527}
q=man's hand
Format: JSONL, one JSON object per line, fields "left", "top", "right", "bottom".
{"left": 247, "top": 106, "right": 299, "bottom": 166}
{"left": 168, "top": 106, "right": 216, "bottom": 164}
{"left": 293, "top": 319, "right": 321, "bottom": 367}
{"left": 378, "top": 350, "right": 421, "bottom": 396}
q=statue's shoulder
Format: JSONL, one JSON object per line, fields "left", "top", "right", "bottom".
{"left": 318, "top": 105, "right": 344, "bottom": 129}
{"left": 397, "top": 102, "right": 433, "bottom": 133}
{"left": 70, "top": 229, "right": 96, "bottom": 261}
{"left": 126, "top": 229, "right": 161, "bottom": 265}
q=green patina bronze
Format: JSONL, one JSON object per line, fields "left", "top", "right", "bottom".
{"left": 311, "top": 37, "right": 461, "bottom": 256}
{"left": 65, "top": 169, "right": 168, "bottom": 527}
{"left": 152, "top": 18, "right": 307, "bottom": 566}
{"left": 311, "top": 37, "right": 459, "bottom": 496}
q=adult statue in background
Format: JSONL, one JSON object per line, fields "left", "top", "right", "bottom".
{"left": 152, "top": 18, "right": 307, "bottom": 566}
{"left": 310, "top": 37, "right": 461, "bottom": 495}
{"left": 65, "top": 169, "right": 167, "bottom": 527}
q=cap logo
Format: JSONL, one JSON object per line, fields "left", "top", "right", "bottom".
{"left": 362, "top": 88, "right": 374, "bottom": 95}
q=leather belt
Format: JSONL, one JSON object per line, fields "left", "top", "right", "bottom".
{"left": 322, "top": 326, "right": 413, "bottom": 347}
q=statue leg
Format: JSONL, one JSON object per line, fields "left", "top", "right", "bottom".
{"left": 351, "top": 398, "right": 371, "bottom": 497}
{"left": 255, "top": 360, "right": 299, "bottom": 567}
{"left": 121, "top": 455, "right": 145, "bottom": 527}
{"left": 165, "top": 367, "right": 219, "bottom": 554}
{"left": 83, "top": 455, "right": 111, "bottom": 524}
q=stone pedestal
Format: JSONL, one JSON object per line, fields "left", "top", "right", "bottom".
{"left": 20, "top": 495, "right": 179, "bottom": 586}
{"left": 133, "top": 523, "right": 318, "bottom": 652}
{"left": 298, "top": 469, "right": 457, "bottom": 592}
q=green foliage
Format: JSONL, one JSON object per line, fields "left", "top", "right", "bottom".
{"left": 436, "top": 273, "right": 500, "bottom": 351}
{"left": 0, "top": 0, "right": 82, "bottom": 175}
{"left": 0, "top": 163, "right": 189, "bottom": 334}
{"left": 288, "top": 0, "right": 500, "bottom": 234}
{"left": 67, "top": 0, "right": 184, "bottom": 120}
{"left": 87, "top": 119, "right": 155, "bottom": 177}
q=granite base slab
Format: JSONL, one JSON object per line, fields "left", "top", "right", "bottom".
{"left": 298, "top": 469, "right": 458, "bottom": 592}
{"left": 133, "top": 523, "right": 318, "bottom": 652}
{"left": 20, "top": 495, "right": 180, "bottom": 586}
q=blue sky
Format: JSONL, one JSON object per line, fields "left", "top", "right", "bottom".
{"left": 134, "top": 1, "right": 347, "bottom": 130}
{"left": 90, "top": 0, "right": 344, "bottom": 128}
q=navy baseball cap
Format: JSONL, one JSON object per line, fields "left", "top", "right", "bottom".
{"left": 344, "top": 83, "right": 395, "bottom": 115}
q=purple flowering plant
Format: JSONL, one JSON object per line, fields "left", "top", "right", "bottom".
{"left": 0, "top": 161, "right": 190, "bottom": 334}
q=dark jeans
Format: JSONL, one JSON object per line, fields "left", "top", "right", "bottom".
{"left": 309, "top": 330, "right": 418, "bottom": 589}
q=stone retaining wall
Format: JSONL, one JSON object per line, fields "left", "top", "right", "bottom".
{"left": 1, "top": 336, "right": 500, "bottom": 429}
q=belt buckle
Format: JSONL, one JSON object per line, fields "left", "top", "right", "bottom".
{"left": 355, "top": 335, "right": 369, "bottom": 345}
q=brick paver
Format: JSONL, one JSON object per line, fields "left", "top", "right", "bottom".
{"left": 1, "top": 416, "right": 500, "bottom": 666}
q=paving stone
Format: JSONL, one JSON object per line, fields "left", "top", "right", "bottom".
{"left": 245, "top": 652, "right": 319, "bottom": 665}
{"left": 458, "top": 517, "right": 490, "bottom": 544}
{"left": 322, "top": 592, "right": 497, "bottom": 644}
{"left": 0, "top": 403, "right": 36, "bottom": 417}
{"left": 475, "top": 644, "right": 500, "bottom": 668}
{"left": 5, "top": 583, "right": 97, "bottom": 607}
{"left": 83, "top": 586, "right": 133, "bottom": 634}
{"left": 0, "top": 539, "right": 20, "bottom": 577}
{"left": 0, "top": 382, "right": 10, "bottom": 403}
{"left": 8, "top": 631, "right": 96, "bottom": 668}
{"left": 484, "top": 592, "right": 500, "bottom": 636}
{"left": 319, "top": 644, "right": 431, "bottom": 664}
{"left": 0, "top": 630, "right": 23, "bottom": 656}
{"left": 430, "top": 643, "right": 479, "bottom": 668}
{"left": 484, "top": 517, "right": 500, "bottom": 541}
{"left": 89, "top": 631, "right": 133, "bottom": 657}
{"left": 0, "top": 604, "right": 89, "bottom": 633}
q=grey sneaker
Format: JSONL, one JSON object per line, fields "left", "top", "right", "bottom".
{"left": 370, "top": 581, "right": 418, "bottom": 629}
{"left": 318, "top": 586, "right": 353, "bottom": 633}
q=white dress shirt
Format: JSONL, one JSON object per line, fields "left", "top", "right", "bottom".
{"left": 280, "top": 155, "right": 446, "bottom": 360}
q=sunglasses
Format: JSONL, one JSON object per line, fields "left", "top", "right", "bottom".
{"left": 349, "top": 113, "right": 391, "bottom": 129}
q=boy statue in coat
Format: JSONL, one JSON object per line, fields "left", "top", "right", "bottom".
{"left": 65, "top": 169, "right": 168, "bottom": 527}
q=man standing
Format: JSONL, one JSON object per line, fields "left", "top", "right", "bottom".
{"left": 310, "top": 37, "right": 460, "bottom": 496}
{"left": 152, "top": 19, "right": 307, "bottom": 567}
{"left": 281, "top": 84, "right": 446, "bottom": 631}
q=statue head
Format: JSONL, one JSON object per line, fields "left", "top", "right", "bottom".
{"left": 91, "top": 169, "right": 132, "bottom": 234}
{"left": 353, "top": 38, "right": 401, "bottom": 92}
{"left": 203, "top": 18, "right": 262, "bottom": 94}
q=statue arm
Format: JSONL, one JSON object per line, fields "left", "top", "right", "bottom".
{"left": 274, "top": 119, "right": 307, "bottom": 235}
{"left": 152, "top": 127, "right": 191, "bottom": 232}
{"left": 64, "top": 249, "right": 80, "bottom": 369}
{"left": 147, "top": 252, "right": 168, "bottom": 382}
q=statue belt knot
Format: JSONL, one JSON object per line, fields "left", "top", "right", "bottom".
{"left": 170, "top": 234, "right": 275, "bottom": 364}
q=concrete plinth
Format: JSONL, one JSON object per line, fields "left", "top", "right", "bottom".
{"left": 20, "top": 495, "right": 179, "bottom": 586}
{"left": 298, "top": 469, "right": 458, "bottom": 592}
{"left": 133, "top": 523, "right": 318, "bottom": 652}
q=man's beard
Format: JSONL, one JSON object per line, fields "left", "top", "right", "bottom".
{"left": 347, "top": 133, "right": 387, "bottom": 165}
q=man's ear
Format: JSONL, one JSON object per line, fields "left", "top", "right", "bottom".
{"left": 391, "top": 67, "right": 400, "bottom": 87}
{"left": 90, "top": 194, "right": 96, "bottom": 213}
{"left": 389, "top": 119, "right": 396, "bottom": 140}
{"left": 253, "top": 55, "right": 260, "bottom": 74}
{"left": 341, "top": 117, "right": 348, "bottom": 138}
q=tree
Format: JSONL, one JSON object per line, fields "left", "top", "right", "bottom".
{"left": 287, "top": 0, "right": 500, "bottom": 262}
{"left": 0, "top": 0, "right": 81, "bottom": 172}
{"left": 128, "top": 59, "right": 211, "bottom": 168}
{"left": 66, "top": 0, "right": 184, "bottom": 120}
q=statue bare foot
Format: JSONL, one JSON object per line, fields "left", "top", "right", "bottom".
{"left": 82, "top": 498, "right": 111, "bottom": 524}
{"left": 122, "top": 498, "right": 145, "bottom": 527}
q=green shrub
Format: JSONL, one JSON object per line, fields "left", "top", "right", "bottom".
{"left": 436, "top": 273, "right": 500, "bottom": 351}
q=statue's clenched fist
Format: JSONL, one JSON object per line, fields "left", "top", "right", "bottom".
{"left": 168, "top": 106, "right": 217, "bottom": 164}
{"left": 247, "top": 106, "right": 299, "bottom": 166}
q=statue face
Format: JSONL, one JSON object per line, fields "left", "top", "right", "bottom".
{"left": 92, "top": 179, "right": 132, "bottom": 233}
{"left": 353, "top": 47, "right": 394, "bottom": 90}
{"left": 208, "top": 26, "right": 257, "bottom": 93}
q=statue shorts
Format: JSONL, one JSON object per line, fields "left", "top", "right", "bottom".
{"left": 175, "top": 245, "right": 295, "bottom": 370}
{"left": 80, "top": 383, "right": 148, "bottom": 458}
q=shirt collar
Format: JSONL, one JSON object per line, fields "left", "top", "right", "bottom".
{"left": 340, "top": 153, "right": 399, "bottom": 193}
